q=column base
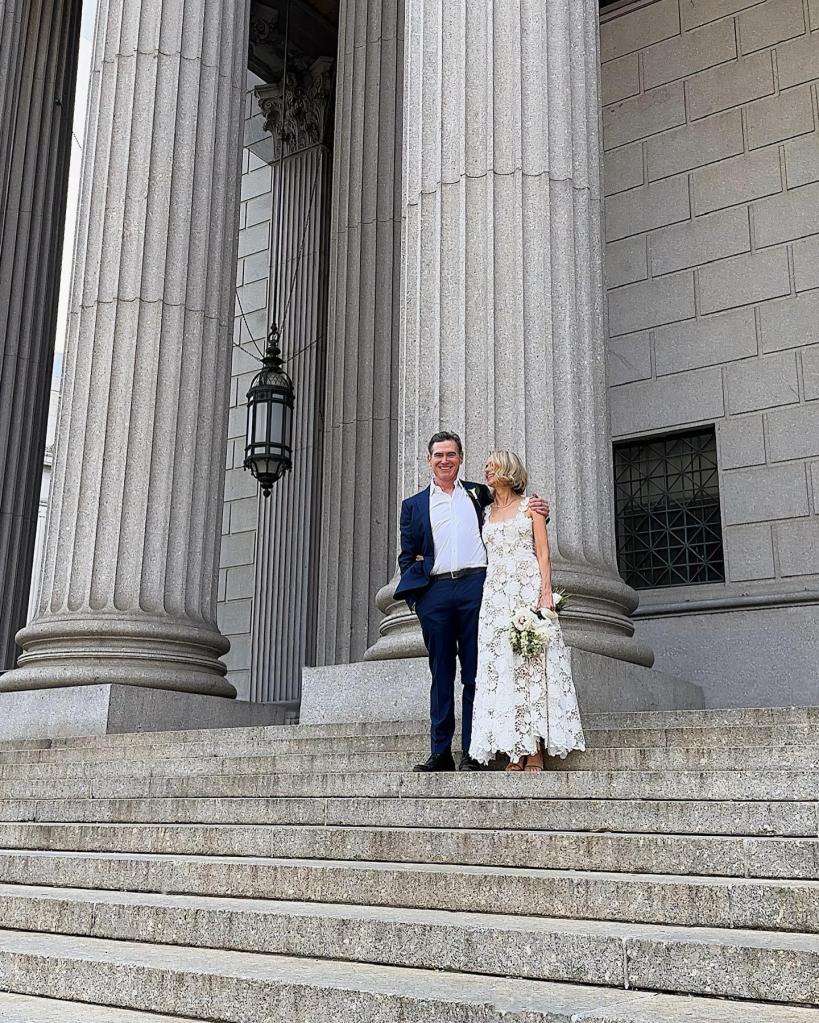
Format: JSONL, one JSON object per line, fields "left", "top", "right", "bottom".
{"left": 3, "top": 614, "right": 235, "bottom": 698}
{"left": 365, "top": 569, "right": 656, "bottom": 667}
{"left": 0, "top": 684, "right": 290, "bottom": 741}
{"left": 301, "top": 649, "right": 703, "bottom": 726}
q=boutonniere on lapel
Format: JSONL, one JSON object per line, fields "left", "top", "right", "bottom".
{"left": 466, "top": 486, "right": 480, "bottom": 502}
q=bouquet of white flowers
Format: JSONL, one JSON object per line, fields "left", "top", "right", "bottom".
{"left": 508, "top": 595, "right": 565, "bottom": 660}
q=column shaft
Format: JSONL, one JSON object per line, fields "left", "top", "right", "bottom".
{"left": 0, "top": 0, "right": 81, "bottom": 672}
{"left": 371, "top": 0, "right": 652, "bottom": 666}
{"left": 316, "top": 0, "right": 404, "bottom": 665}
{"left": 251, "top": 142, "right": 332, "bottom": 703}
{"left": 2, "top": 0, "right": 250, "bottom": 695}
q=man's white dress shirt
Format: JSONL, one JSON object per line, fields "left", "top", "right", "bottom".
{"left": 429, "top": 479, "right": 487, "bottom": 576}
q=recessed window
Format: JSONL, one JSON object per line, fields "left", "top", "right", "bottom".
{"left": 614, "top": 428, "right": 725, "bottom": 589}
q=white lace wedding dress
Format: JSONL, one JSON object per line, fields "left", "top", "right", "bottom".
{"left": 469, "top": 496, "right": 586, "bottom": 765}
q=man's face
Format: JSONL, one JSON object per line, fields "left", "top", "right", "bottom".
{"left": 428, "top": 441, "right": 463, "bottom": 485}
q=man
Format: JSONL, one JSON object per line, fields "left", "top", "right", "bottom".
{"left": 395, "top": 432, "right": 549, "bottom": 772}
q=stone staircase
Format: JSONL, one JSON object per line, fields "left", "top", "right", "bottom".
{"left": 0, "top": 707, "right": 816, "bottom": 1021}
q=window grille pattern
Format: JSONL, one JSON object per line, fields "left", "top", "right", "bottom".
{"left": 614, "top": 429, "right": 725, "bottom": 589}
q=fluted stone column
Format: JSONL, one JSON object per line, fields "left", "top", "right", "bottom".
{"left": 0, "top": 0, "right": 81, "bottom": 672}
{"left": 316, "top": 0, "right": 404, "bottom": 665}
{"left": 367, "top": 0, "right": 652, "bottom": 667}
{"left": 250, "top": 67, "right": 333, "bottom": 703}
{"left": 1, "top": 0, "right": 250, "bottom": 696}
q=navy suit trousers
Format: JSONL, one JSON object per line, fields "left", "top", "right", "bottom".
{"left": 413, "top": 570, "right": 485, "bottom": 755}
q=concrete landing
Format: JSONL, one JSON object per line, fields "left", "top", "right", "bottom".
{"left": 300, "top": 648, "right": 703, "bottom": 725}
{"left": 0, "top": 684, "right": 288, "bottom": 741}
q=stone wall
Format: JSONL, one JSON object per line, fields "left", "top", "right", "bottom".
{"left": 217, "top": 74, "right": 272, "bottom": 701}
{"left": 600, "top": 0, "right": 819, "bottom": 705}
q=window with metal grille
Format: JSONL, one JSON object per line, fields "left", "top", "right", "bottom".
{"left": 613, "top": 428, "right": 725, "bottom": 589}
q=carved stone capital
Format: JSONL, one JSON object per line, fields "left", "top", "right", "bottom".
{"left": 256, "top": 57, "right": 334, "bottom": 157}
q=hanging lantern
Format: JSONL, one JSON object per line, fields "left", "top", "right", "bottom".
{"left": 244, "top": 325, "right": 294, "bottom": 496}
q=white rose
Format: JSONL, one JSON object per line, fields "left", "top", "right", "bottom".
{"left": 512, "top": 607, "right": 533, "bottom": 631}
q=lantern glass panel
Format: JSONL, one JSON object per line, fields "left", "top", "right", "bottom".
{"left": 267, "top": 400, "right": 283, "bottom": 447}
{"left": 252, "top": 401, "right": 269, "bottom": 447}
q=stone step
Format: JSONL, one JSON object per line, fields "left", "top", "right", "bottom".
{"left": 3, "top": 883, "right": 818, "bottom": 1003}
{"left": 1, "top": 744, "right": 818, "bottom": 780}
{"left": 1, "top": 821, "right": 816, "bottom": 878}
{"left": 2, "top": 850, "right": 816, "bottom": 932}
{"left": 0, "top": 991, "right": 195, "bottom": 1023}
{"left": 0, "top": 716, "right": 813, "bottom": 765}
{"left": 4, "top": 792, "right": 814, "bottom": 835}
{"left": 0, "top": 768, "right": 816, "bottom": 801}
{"left": 2, "top": 723, "right": 817, "bottom": 765}
{"left": 590, "top": 706, "right": 819, "bottom": 728}
{"left": 0, "top": 928, "right": 816, "bottom": 1021}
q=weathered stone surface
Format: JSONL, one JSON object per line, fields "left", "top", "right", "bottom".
{"left": 606, "top": 177, "right": 690, "bottom": 241}
{"left": 0, "top": 685, "right": 286, "bottom": 742}
{"left": 681, "top": 0, "right": 768, "bottom": 30}
{"left": 785, "top": 135, "right": 819, "bottom": 188}
{"left": 745, "top": 86, "right": 814, "bottom": 150}
{"left": 0, "top": 992, "right": 192, "bottom": 1022}
{"left": 643, "top": 19, "right": 736, "bottom": 89}
{"left": 777, "top": 520, "right": 819, "bottom": 577}
{"left": 794, "top": 235, "right": 819, "bottom": 292}
{"left": 722, "top": 464, "right": 810, "bottom": 525}
{"left": 777, "top": 30, "right": 819, "bottom": 89}
{"left": 600, "top": 0, "right": 680, "bottom": 62}
{"left": 316, "top": 0, "right": 403, "bottom": 666}
{"left": 754, "top": 181, "right": 819, "bottom": 246}
{"left": 606, "top": 236, "right": 648, "bottom": 289}
{"left": 608, "top": 333, "right": 652, "bottom": 387}
{"left": 650, "top": 207, "right": 750, "bottom": 276}
{"left": 609, "top": 367, "right": 723, "bottom": 437}
{"left": 608, "top": 273, "right": 695, "bottom": 336}
{"left": 3, "top": 929, "right": 817, "bottom": 1023}
{"left": 2, "top": 0, "right": 251, "bottom": 700}
{"left": 718, "top": 415, "right": 766, "bottom": 470}
{"left": 654, "top": 309, "right": 756, "bottom": 375}
{"left": 726, "top": 352, "right": 799, "bottom": 413}
{"left": 725, "top": 524, "right": 776, "bottom": 582}
{"left": 601, "top": 55, "right": 639, "bottom": 105}
{"left": 302, "top": 650, "right": 701, "bottom": 727}
{"left": 603, "top": 84, "right": 687, "bottom": 149}
{"left": 767, "top": 403, "right": 819, "bottom": 461}
{"left": 375, "top": 0, "right": 654, "bottom": 671}
{"left": 0, "top": 0, "right": 81, "bottom": 675}
{"left": 646, "top": 110, "right": 743, "bottom": 181}
{"left": 693, "top": 147, "right": 782, "bottom": 214}
{"left": 686, "top": 51, "right": 774, "bottom": 120}
{"left": 738, "top": 0, "right": 806, "bottom": 54}
{"left": 604, "top": 144, "right": 644, "bottom": 195}
{"left": 697, "top": 248, "right": 790, "bottom": 314}
{"left": 760, "top": 291, "right": 819, "bottom": 352}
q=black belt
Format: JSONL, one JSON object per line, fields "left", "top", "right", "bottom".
{"left": 430, "top": 567, "right": 486, "bottom": 581}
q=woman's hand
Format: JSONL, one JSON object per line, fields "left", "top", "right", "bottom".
{"left": 529, "top": 494, "right": 550, "bottom": 520}
{"left": 539, "top": 588, "right": 555, "bottom": 611}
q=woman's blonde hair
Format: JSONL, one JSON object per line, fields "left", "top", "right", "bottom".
{"left": 486, "top": 450, "right": 528, "bottom": 495}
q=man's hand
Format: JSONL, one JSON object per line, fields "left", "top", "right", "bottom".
{"left": 530, "top": 493, "right": 550, "bottom": 521}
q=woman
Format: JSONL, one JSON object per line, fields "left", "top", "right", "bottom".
{"left": 469, "top": 451, "right": 585, "bottom": 771}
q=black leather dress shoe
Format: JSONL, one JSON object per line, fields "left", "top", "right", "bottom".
{"left": 458, "top": 754, "right": 483, "bottom": 772}
{"left": 413, "top": 751, "right": 455, "bottom": 772}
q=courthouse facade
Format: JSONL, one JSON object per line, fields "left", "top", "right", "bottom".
{"left": 1, "top": 0, "right": 817, "bottom": 733}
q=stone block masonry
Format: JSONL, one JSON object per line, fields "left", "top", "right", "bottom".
{"left": 600, "top": 0, "right": 819, "bottom": 704}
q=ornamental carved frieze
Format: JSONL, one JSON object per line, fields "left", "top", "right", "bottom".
{"left": 255, "top": 57, "right": 334, "bottom": 157}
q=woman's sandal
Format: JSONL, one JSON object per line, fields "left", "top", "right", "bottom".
{"left": 524, "top": 742, "right": 545, "bottom": 773}
{"left": 505, "top": 759, "right": 524, "bottom": 772}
